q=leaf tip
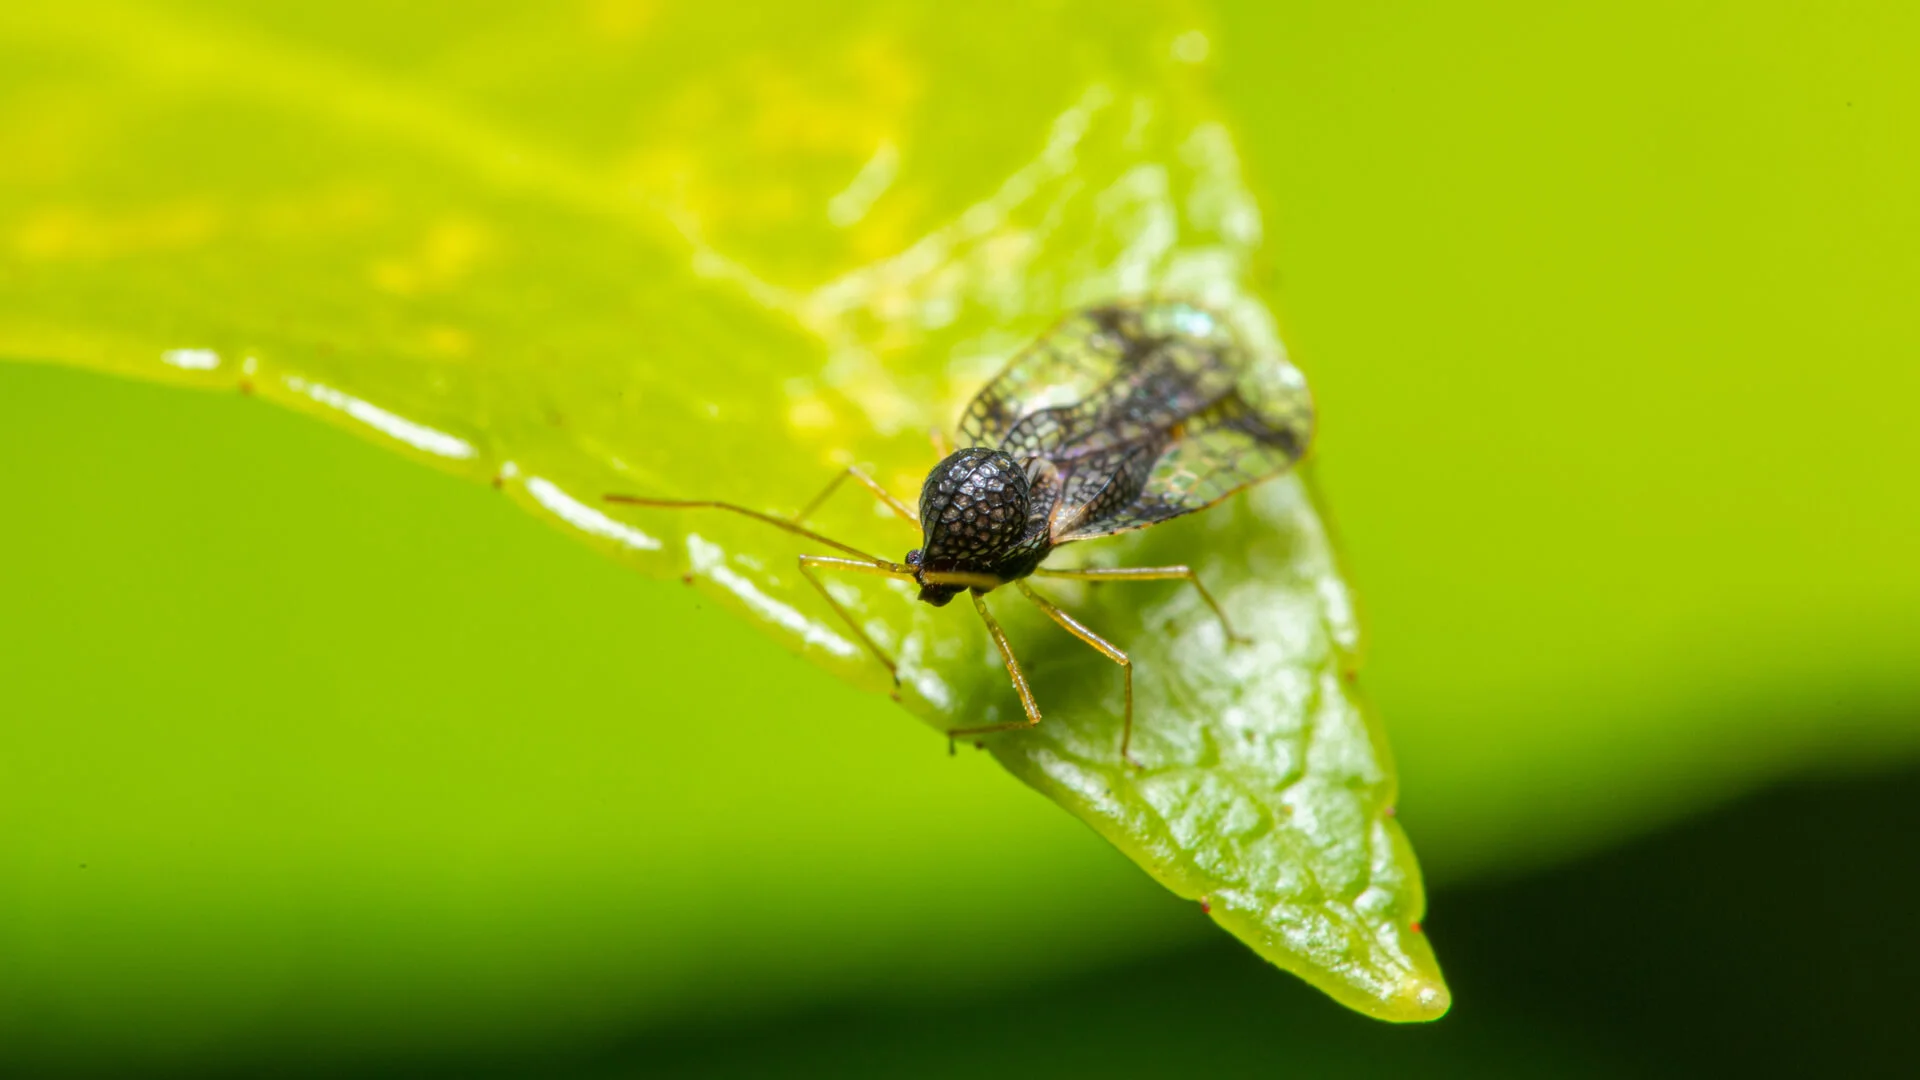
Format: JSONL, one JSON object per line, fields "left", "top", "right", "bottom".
{"left": 1383, "top": 972, "right": 1452, "bottom": 1023}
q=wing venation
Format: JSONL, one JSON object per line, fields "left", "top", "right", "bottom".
{"left": 956, "top": 300, "right": 1313, "bottom": 542}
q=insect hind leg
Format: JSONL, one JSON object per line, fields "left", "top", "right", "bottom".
{"left": 1032, "top": 564, "right": 1248, "bottom": 644}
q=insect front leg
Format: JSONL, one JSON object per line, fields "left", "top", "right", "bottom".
{"left": 946, "top": 591, "right": 1043, "bottom": 754}
{"left": 1032, "top": 564, "right": 1249, "bottom": 644}
{"left": 794, "top": 465, "right": 919, "bottom": 530}
{"left": 796, "top": 555, "right": 916, "bottom": 691}
{"left": 1014, "top": 581, "right": 1139, "bottom": 768}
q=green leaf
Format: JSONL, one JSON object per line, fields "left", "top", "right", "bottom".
{"left": 988, "top": 481, "right": 1444, "bottom": 1019}
{"left": 0, "top": 0, "right": 1444, "bottom": 1018}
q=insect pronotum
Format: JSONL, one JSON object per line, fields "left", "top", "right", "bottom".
{"left": 608, "top": 300, "right": 1315, "bottom": 765}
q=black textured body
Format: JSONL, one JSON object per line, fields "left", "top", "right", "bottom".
{"left": 910, "top": 448, "right": 1054, "bottom": 605}
{"left": 904, "top": 299, "right": 1314, "bottom": 606}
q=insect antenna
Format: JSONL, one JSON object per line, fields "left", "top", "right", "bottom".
{"left": 603, "top": 494, "right": 896, "bottom": 566}
{"left": 603, "top": 492, "right": 917, "bottom": 686}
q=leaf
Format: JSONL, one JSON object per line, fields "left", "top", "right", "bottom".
{"left": 0, "top": 0, "right": 1445, "bottom": 1019}
{"left": 988, "top": 481, "right": 1445, "bottom": 1019}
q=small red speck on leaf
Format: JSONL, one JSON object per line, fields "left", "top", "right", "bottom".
{"left": 1410, "top": 921, "right": 1423, "bottom": 934}
{"left": 490, "top": 474, "right": 505, "bottom": 490}
{"left": 1199, "top": 898, "right": 1212, "bottom": 914}
{"left": 680, "top": 573, "right": 695, "bottom": 585}
{"left": 237, "top": 379, "right": 255, "bottom": 396}
{"left": 1385, "top": 805, "right": 1397, "bottom": 817}
{"left": 1342, "top": 668, "right": 1359, "bottom": 683}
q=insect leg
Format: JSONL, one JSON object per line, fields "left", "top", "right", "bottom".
{"left": 1032, "top": 564, "right": 1248, "bottom": 644}
{"left": 797, "top": 555, "right": 916, "bottom": 688}
{"left": 1014, "top": 581, "right": 1138, "bottom": 767}
{"left": 603, "top": 494, "right": 894, "bottom": 564}
{"left": 794, "top": 465, "right": 919, "bottom": 529}
{"left": 945, "top": 591, "right": 1043, "bottom": 755}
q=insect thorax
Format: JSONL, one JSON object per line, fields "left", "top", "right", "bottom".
{"left": 908, "top": 448, "right": 1052, "bottom": 605}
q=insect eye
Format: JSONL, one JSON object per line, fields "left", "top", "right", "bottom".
{"left": 905, "top": 548, "right": 922, "bottom": 566}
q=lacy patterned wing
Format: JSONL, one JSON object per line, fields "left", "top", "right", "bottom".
{"left": 957, "top": 306, "right": 1133, "bottom": 455}
{"left": 957, "top": 299, "right": 1314, "bottom": 541}
{"left": 1054, "top": 381, "right": 1314, "bottom": 540}
{"left": 957, "top": 299, "right": 1243, "bottom": 451}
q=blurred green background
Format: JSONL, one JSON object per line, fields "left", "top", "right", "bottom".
{"left": 4, "top": 1, "right": 1919, "bottom": 1075}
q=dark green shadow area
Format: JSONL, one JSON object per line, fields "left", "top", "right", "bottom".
{"left": 186, "top": 765, "right": 1910, "bottom": 1080}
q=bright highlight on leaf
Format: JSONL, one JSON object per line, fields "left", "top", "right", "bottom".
{"left": 0, "top": 0, "right": 1447, "bottom": 1019}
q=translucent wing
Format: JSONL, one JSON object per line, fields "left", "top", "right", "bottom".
{"left": 958, "top": 307, "right": 1136, "bottom": 456}
{"left": 1054, "top": 383, "right": 1312, "bottom": 540}
{"left": 957, "top": 300, "right": 1314, "bottom": 542}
